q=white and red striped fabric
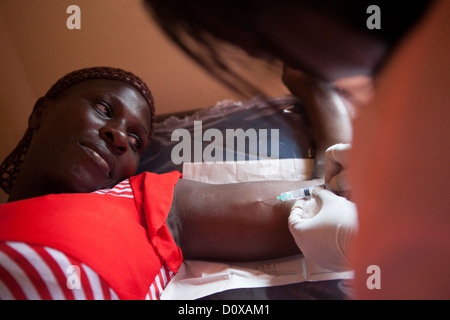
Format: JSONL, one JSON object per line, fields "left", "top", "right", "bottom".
{"left": 92, "top": 179, "right": 134, "bottom": 198}
{"left": 146, "top": 265, "right": 175, "bottom": 300}
{"left": 0, "top": 241, "right": 119, "bottom": 300}
{"left": 0, "top": 178, "right": 177, "bottom": 300}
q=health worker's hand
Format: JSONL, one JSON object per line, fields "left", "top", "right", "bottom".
{"left": 288, "top": 188, "right": 358, "bottom": 271}
{"left": 325, "top": 143, "right": 352, "bottom": 198}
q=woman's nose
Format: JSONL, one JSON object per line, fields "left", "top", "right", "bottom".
{"left": 100, "top": 123, "right": 128, "bottom": 154}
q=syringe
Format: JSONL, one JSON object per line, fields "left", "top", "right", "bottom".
{"left": 276, "top": 184, "right": 325, "bottom": 201}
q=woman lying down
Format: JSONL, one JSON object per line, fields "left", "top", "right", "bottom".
{"left": 0, "top": 66, "right": 351, "bottom": 299}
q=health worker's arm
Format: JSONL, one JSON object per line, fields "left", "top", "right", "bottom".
{"left": 282, "top": 65, "right": 353, "bottom": 178}
{"left": 166, "top": 66, "right": 354, "bottom": 262}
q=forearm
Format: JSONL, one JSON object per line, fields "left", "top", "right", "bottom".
{"left": 303, "top": 83, "right": 353, "bottom": 150}
{"left": 282, "top": 67, "right": 353, "bottom": 178}
{"left": 170, "top": 178, "right": 323, "bottom": 261}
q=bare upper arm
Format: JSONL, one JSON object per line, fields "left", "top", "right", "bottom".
{"left": 166, "top": 178, "right": 322, "bottom": 261}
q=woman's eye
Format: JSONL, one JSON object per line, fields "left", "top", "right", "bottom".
{"left": 129, "top": 135, "right": 142, "bottom": 150}
{"left": 96, "top": 102, "right": 112, "bottom": 117}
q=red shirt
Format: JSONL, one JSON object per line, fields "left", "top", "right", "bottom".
{"left": 350, "top": 0, "right": 450, "bottom": 299}
{"left": 0, "top": 171, "right": 183, "bottom": 300}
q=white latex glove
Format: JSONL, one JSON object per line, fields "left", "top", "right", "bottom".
{"left": 288, "top": 188, "right": 358, "bottom": 271}
{"left": 325, "top": 143, "right": 352, "bottom": 197}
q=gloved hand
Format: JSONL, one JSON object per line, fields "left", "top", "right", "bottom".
{"left": 288, "top": 188, "right": 358, "bottom": 271}
{"left": 325, "top": 143, "right": 352, "bottom": 198}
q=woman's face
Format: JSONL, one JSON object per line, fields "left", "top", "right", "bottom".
{"left": 24, "top": 79, "right": 152, "bottom": 194}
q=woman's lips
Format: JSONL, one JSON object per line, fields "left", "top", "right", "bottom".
{"left": 79, "top": 143, "right": 112, "bottom": 177}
